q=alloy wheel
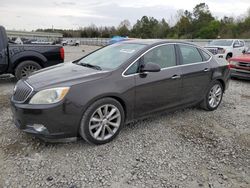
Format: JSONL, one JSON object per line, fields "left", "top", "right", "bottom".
{"left": 208, "top": 84, "right": 222, "bottom": 108}
{"left": 21, "top": 65, "right": 39, "bottom": 77}
{"left": 89, "top": 104, "right": 121, "bottom": 141}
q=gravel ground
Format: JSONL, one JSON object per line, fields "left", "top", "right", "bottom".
{"left": 0, "top": 46, "right": 249, "bottom": 188}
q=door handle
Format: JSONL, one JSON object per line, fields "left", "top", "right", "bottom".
{"left": 171, "top": 75, "right": 181, "bottom": 79}
{"left": 204, "top": 68, "right": 210, "bottom": 72}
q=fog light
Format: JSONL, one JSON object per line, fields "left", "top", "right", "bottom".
{"left": 32, "top": 124, "right": 46, "bottom": 132}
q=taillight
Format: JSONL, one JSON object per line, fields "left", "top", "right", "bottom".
{"left": 60, "top": 47, "right": 65, "bottom": 60}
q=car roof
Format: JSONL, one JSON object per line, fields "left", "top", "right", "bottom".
{"left": 122, "top": 39, "right": 198, "bottom": 46}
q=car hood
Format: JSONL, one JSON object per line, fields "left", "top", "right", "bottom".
{"left": 25, "top": 62, "right": 111, "bottom": 89}
{"left": 230, "top": 54, "right": 250, "bottom": 63}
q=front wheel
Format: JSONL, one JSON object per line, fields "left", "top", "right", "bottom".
{"left": 79, "top": 98, "right": 125, "bottom": 145}
{"left": 200, "top": 81, "right": 223, "bottom": 111}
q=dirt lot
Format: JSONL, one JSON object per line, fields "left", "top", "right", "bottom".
{"left": 0, "top": 46, "right": 249, "bottom": 188}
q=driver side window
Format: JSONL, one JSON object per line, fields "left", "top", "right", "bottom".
{"left": 143, "top": 45, "right": 176, "bottom": 68}
{"left": 124, "top": 44, "right": 176, "bottom": 75}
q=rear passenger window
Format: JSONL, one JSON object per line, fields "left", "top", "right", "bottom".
{"left": 179, "top": 45, "right": 203, "bottom": 64}
{"left": 201, "top": 50, "right": 211, "bottom": 61}
{"left": 143, "top": 45, "right": 176, "bottom": 68}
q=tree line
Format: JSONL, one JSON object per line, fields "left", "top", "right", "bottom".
{"left": 37, "top": 3, "right": 250, "bottom": 39}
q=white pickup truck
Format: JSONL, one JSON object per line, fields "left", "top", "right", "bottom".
{"left": 204, "top": 39, "right": 247, "bottom": 60}
{"left": 61, "top": 39, "right": 80, "bottom": 46}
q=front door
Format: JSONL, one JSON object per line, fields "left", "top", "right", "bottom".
{"left": 135, "top": 44, "right": 182, "bottom": 117}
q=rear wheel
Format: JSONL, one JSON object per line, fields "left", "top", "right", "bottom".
{"left": 79, "top": 98, "right": 125, "bottom": 145}
{"left": 15, "top": 60, "right": 41, "bottom": 80}
{"left": 200, "top": 81, "right": 223, "bottom": 111}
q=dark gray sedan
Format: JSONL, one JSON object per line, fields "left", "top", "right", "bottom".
{"left": 11, "top": 40, "right": 230, "bottom": 144}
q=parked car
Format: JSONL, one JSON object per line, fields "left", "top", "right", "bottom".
{"left": 11, "top": 40, "right": 230, "bottom": 144}
{"left": 204, "top": 39, "right": 246, "bottom": 60}
{"left": 62, "top": 39, "right": 80, "bottom": 46}
{"left": 108, "top": 36, "right": 130, "bottom": 44}
{"left": 229, "top": 47, "right": 250, "bottom": 80}
{"left": 0, "top": 26, "right": 64, "bottom": 79}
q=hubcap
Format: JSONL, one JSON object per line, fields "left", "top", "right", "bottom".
{"left": 89, "top": 104, "right": 121, "bottom": 141}
{"left": 21, "top": 65, "right": 38, "bottom": 77}
{"left": 208, "top": 84, "right": 222, "bottom": 108}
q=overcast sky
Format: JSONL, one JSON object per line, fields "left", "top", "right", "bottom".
{"left": 0, "top": 0, "right": 249, "bottom": 31}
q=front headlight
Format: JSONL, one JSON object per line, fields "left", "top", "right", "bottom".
{"left": 29, "top": 87, "right": 70, "bottom": 104}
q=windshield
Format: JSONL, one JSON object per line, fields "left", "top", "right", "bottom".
{"left": 78, "top": 43, "right": 145, "bottom": 70}
{"left": 208, "top": 40, "right": 233, "bottom": 46}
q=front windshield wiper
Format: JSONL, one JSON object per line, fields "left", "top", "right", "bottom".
{"left": 78, "top": 63, "right": 102, "bottom": 70}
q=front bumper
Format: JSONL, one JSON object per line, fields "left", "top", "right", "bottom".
{"left": 230, "top": 68, "right": 250, "bottom": 80}
{"left": 11, "top": 100, "right": 81, "bottom": 141}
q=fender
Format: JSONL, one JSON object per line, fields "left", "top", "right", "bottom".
{"left": 210, "top": 70, "right": 228, "bottom": 92}
{"left": 212, "top": 69, "right": 223, "bottom": 80}
{"left": 79, "top": 92, "right": 132, "bottom": 122}
{"left": 10, "top": 50, "right": 47, "bottom": 70}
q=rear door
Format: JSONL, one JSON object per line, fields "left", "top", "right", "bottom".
{"left": 0, "top": 26, "right": 8, "bottom": 73}
{"left": 177, "top": 44, "right": 212, "bottom": 105}
{"left": 134, "top": 44, "right": 182, "bottom": 117}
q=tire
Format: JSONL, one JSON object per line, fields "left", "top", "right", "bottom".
{"left": 15, "top": 60, "right": 42, "bottom": 80}
{"left": 200, "top": 81, "right": 224, "bottom": 111}
{"left": 79, "top": 98, "right": 125, "bottom": 145}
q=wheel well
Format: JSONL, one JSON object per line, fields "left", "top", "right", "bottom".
{"left": 108, "top": 96, "right": 127, "bottom": 118}
{"left": 217, "top": 79, "right": 225, "bottom": 92}
{"left": 227, "top": 52, "right": 232, "bottom": 58}
{"left": 14, "top": 56, "right": 44, "bottom": 70}
{"left": 89, "top": 96, "right": 127, "bottom": 120}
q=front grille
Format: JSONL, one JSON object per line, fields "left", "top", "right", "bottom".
{"left": 13, "top": 80, "right": 33, "bottom": 102}
{"left": 206, "top": 48, "right": 218, "bottom": 55}
{"left": 238, "top": 62, "right": 250, "bottom": 68}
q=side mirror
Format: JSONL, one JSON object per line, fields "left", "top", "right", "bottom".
{"left": 140, "top": 62, "right": 161, "bottom": 73}
{"left": 242, "top": 49, "right": 246, "bottom": 54}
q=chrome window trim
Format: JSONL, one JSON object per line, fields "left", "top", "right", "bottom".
{"left": 122, "top": 42, "right": 212, "bottom": 78}
{"left": 12, "top": 81, "right": 34, "bottom": 103}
